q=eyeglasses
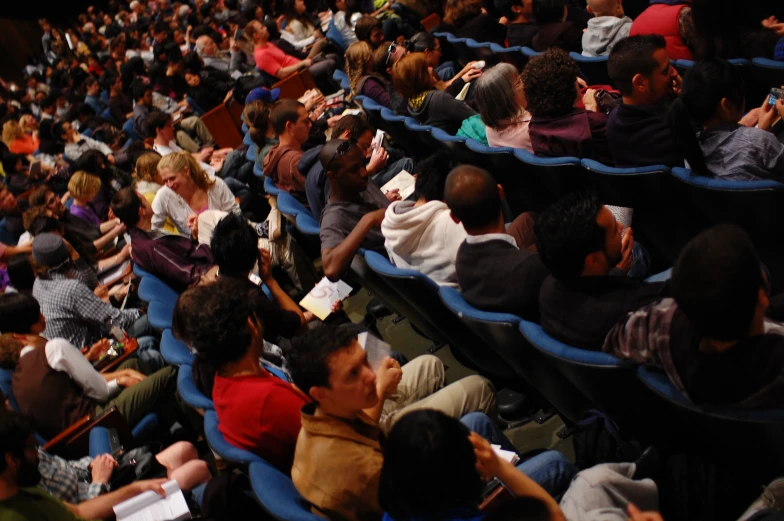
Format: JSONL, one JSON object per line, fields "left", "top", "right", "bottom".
{"left": 326, "top": 140, "right": 356, "bottom": 170}
{"left": 385, "top": 43, "right": 398, "bottom": 66}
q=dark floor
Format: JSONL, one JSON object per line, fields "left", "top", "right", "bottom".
{"left": 343, "top": 288, "right": 575, "bottom": 460}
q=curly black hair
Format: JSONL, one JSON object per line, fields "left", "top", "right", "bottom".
{"left": 521, "top": 48, "right": 579, "bottom": 118}
{"left": 287, "top": 325, "right": 359, "bottom": 399}
{"left": 172, "top": 277, "right": 263, "bottom": 368}
{"left": 534, "top": 191, "right": 605, "bottom": 281}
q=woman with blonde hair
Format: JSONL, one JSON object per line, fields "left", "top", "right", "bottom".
{"left": 152, "top": 151, "right": 240, "bottom": 238}
{"left": 133, "top": 152, "right": 163, "bottom": 203}
{"left": 3, "top": 120, "right": 39, "bottom": 155}
{"left": 67, "top": 171, "right": 104, "bottom": 227}
{"left": 345, "top": 41, "right": 394, "bottom": 107}
{"left": 393, "top": 52, "right": 477, "bottom": 134}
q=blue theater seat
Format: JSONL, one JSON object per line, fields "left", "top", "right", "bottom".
{"left": 178, "top": 363, "right": 214, "bottom": 411}
{"left": 569, "top": 52, "right": 612, "bottom": 86}
{"left": 138, "top": 275, "right": 179, "bottom": 306}
{"left": 363, "top": 251, "right": 514, "bottom": 375}
{"left": 204, "top": 409, "right": 263, "bottom": 465}
{"left": 438, "top": 287, "right": 588, "bottom": 424}
{"left": 161, "top": 329, "right": 195, "bottom": 367}
{"left": 264, "top": 175, "right": 282, "bottom": 197}
{"left": 249, "top": 459, "right": 323, "bottom": 521}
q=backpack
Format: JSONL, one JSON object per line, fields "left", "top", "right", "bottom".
{"left": 201, "top": 469, "right": 271, "bottom": 521}
{"left": 572, "top": 409, "right": 642, "bottom": 469}
{"left": 234, "top": 75, "right": 269, "bottom": 104}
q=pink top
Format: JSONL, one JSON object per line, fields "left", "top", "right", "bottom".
{"left": 486, "top": 112, "right": 533, "bottom": 152}
{"left": 195, "top": 205, "right": 209, "bottom": 215}
{"left": 254, "top": 44, "right": 300, "bottom": 78}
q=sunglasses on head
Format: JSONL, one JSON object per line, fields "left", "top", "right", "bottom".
{"left": 326, "top": 140, "right": 356, "bottom": 170}
{"left": 385, "top": 43, "right": 398, "bottom": 65}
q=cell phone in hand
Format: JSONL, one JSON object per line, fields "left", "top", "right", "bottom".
{"left": 372, "top": 129, "right": 386, "bottom": 152}
{"left": 769, "top": 88, "right": 784, "bottom": 106}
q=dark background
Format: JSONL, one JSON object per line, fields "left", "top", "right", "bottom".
{"left": 0, "top": 1, "right": 110, "bottom": 83}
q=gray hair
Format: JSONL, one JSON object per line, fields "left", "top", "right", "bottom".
{"left": 473, "top": 63, "right": 523, "bottom": 129}
{"left": 194, "top": 35, "right": 212, "bottom": 57}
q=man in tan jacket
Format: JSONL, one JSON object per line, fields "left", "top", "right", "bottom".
{"left": 286, "top": 326, "right": 512, "bottom": 521}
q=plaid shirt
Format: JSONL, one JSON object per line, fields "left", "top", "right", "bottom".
{"left": 32, "top": 271, "right": 140, "bottom": 348}
{"left": 602, "top": 298, "right": 784, "bottom": 400}
{"left": 37, "top": 448, "right": 106, "bottom": 503}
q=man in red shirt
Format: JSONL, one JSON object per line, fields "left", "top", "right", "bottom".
{"left": 244, "top": 20, "right": 339, "bottom": 95}
{"left": 172, "top": 277, "right": 309, "bottom": 472}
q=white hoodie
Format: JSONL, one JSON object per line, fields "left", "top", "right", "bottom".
{"left": 582, "top": 16, "right": 633, "bottom": 57}
{"left": 382, "top": 200, "right": 467, "bottom": 287}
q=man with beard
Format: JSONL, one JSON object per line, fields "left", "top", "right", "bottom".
{"left": 0, "top": 411, "right": 168, "bottom": 520}
{"left": 534, "top": 191, "right": 668, "bottom": 350}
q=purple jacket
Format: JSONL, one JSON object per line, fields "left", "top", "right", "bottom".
{"left": 529, "top": 108, "right": 613, "bottom": 165}
{"left": 129, "top": 227, "right": 214, "bottom": 292}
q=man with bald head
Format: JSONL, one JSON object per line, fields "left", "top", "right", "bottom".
{"left": 318, "top": 139, "right": 400, "bottom": 281}
{"left": 445, "top": 166, "right": 548, "bottom": 320}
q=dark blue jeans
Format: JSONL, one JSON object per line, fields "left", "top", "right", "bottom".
{"left": 459, "top": 412, "right": 577, "bottom": 499}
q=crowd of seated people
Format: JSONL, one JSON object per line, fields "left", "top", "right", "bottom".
{"left": 2, "top": 1, "right": 784, "bottom": 521}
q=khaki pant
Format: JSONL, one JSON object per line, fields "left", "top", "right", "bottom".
{"left": 378, "top": 355, "right": 496, "bottom": 432}
{"left": 176, "top": 116, "right": 215, "bottom": 151}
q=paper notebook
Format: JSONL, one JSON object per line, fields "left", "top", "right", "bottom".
{"left": 299, "top": 277, "right": 353, "bottom": 320}
{"left": 357, "top": 331, "right": 393, "bottom": 370}
{"left": 97, "top": 260, "right": 131, "bottom": 286}
{"left": 113, "top": 480, "right": 191, "bottom": 521}
{"left": 380, "top": 170, "right": 416, "bottom": 201}
{"left": 491, "top": 445, "right": 520, "bottom": 466}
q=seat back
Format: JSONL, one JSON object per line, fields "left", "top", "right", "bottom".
{"left": 177, "top": 364, "right": 214, "bottom": 411}
{"left": 420, "top": 13, "right": 441, "bottom": 32}
{"left": 518, "top": 321, "right": 650, "bottom": 427}
{"left": 512, "top": 149, "right": 585, "bottom": 201}
{"left": 636, "top": 366, "right": 784, "bottom": 470}
{"left": 460, "top": 141, "right": 553, "bottom": 214}
{"left": 438, "top": 287, "right": 588, "bottom": 423}
{"left": 363, "top": 251, "right": 514, "bottom": 379}
{"left": 569, "top": 53, "right": 612, "bottom": 86}
{"left": 273, "top": 69, "right": 316, "bottom": 100}
{"left": 249, "top": 460, "right": 323, "bottom": 521}
{"left": 138, "top": 274, "right": 179, "bottom": 306}
{"left": 122, "top": 119, "right": 140, "bottom": 141}
{"left": 201, "top": 104, "right": 243, "bottom": 149}
{"left": 403, "top": 117, "right": 447, "bottom": 152}
{"left": 433, "top": 32, "right": 476, "bottom": 65}
{"left": 670, "top": 167, "right": 784, "bottom": 245}
{"left": 749, "top": 58, "right": 782, "bottom": 105}
{"left": 349, "top": 251, "right": 445, "bottom": 346}
{"left": 0, "top": 368, "right": 20, "bottom": 412}
{"left": 264, "top": 175, "right": 282, "bottom": 197}
{"left": 580, "top": 159, "right": 672, "bottom": 209}
{"left": 161, "top": 329, "right": 195, "bottom": 366}
{"left": 326, "top": 19, "right": 348, "bottom": 52}
{"left": 147, "top": 300, "right": 175, "bottom": 330}
{"left": 204, "top": 409, "right": 263, "bottom": 465}
{"left": 277, "top": 191, "right": 314, "bottom": 221}
{"left": 332, "top": 69, "right": 350, "bottom": 91}
{"left": 378, "top": 107, "right": 432, "bottom": 157}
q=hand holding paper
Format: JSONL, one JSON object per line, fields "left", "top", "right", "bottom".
{"left": 299, "top": 277, "right": 353, "bottom": 320}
